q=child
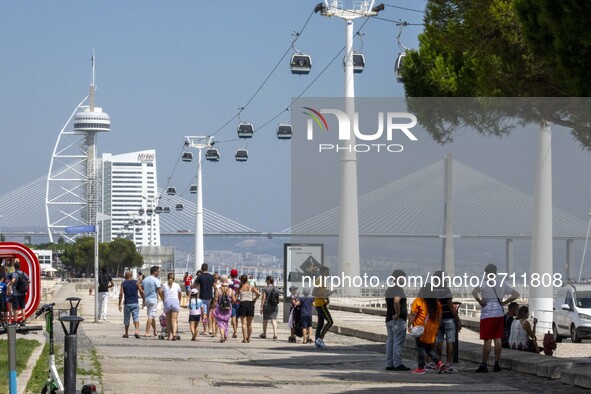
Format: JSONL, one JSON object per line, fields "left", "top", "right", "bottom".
{"left": 299, "top": 289, "right": 315, "bottom": 344}
{"left": 288, "top": 286, "right": 299, "bottom": 343}
{"left": 188, "top": 289, "right": 205, "bottom": 341}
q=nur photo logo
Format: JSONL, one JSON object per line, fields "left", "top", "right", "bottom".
{"left": 303, "top": 107, "right": 418, "bottom": 153}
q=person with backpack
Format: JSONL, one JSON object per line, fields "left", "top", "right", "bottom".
{"left": 228, "top": 269, "right": 241, "bottom": 339}
{"left": 8, "top": 259, "right": 29, "bottom": 325}
{"left": 98, "top": 266, "right": 114, "bottom": 321}
{"left": 212, "top": 275, "right": 236, "bottom": 343}
{"left": 259, "top": 275, "right": 279, "bottom": 340}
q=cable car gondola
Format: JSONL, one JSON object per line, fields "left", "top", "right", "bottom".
{"left": 276, "top": 124, "right": 292, "bottom": 140}
{"left": 342, "top": 53, "right": 365, "bottom": 73}
{"left": 175, "top": 203, "right": 184, "bottom": 211}
{"left": 290, "top": 53, "right": 312, "bottom": 75}
{"left": 163, "top": 207, "right": 171, "bottom": 214}
{"left": 237, "top": 122, "right": 254, "bottom": 138}
{"left": 235, "top": 149, "right": 248, "bottom": 162}
{"left": 205, "top": 148, "right": 220, "bottom": 162}
{"left": 146, "top": 208, "right": 154, "bottom": 215}
{"left": 190, "top": 185, "right": 198, "bottom": 194}
{"left": 166, "top": 187, "right": 176, "bottom": 195}
{"left": 395, "top": 52, "right": 406, "bottom": 83}
{"left": 155, "top": 206, "right": 163, "bottom": 214}
{"left": 182, "top": 151, "right": 193, "bottom": 162}
{"left": 138, "top": 208, "right": 145, "bottom": 215}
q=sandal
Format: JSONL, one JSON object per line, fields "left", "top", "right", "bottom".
{"left": 134, "top": 334, "right": 141, "bottom": 339}
{"left": 259, "top": 334, "right": 266, "bottom": 339}
{"left": 233, "top": 333, "right": 238, "bottom": 338}
{"left": 122, "top": 334, "right": 129, "bottom": 338}
{"left": 242, "top": 339, "right": 247, "bottom": 343}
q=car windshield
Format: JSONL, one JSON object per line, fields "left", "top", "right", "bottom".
{"left": 575, "top": 291, "right": 591, "bottom": 308}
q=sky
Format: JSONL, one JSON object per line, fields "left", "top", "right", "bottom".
{"left": 0, "top": 1, "right": 590, "bottom": 238}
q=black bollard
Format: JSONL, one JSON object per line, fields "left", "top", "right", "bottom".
{"left": 59, "top": 315, "right": 84, "bottom": 394}
{"left": 66, "top": 297, "right": 82, "bottom": 332}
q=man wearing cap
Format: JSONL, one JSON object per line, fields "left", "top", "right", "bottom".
{"left": 229, "top": 268, "right": 241, "bottom": 339}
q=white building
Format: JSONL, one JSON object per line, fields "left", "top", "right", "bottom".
{"left": 102, "top": 150, "right": 161, "bottom": 246}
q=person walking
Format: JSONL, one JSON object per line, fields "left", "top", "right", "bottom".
{"left": 162, "top": 272, "right": 182, "bottom": 340}
{"left": 385, "top": 270, "right": 410, "bottom": 371}
{"left": 259, "top": 275, "right": 279, "bottom": 340}
{"left": 237, "top": 274, "right": 260, "bottom": 343}
{"left": 313, "top": 266, "right": 334, "bottom": 349}
{"left": 183, "top": 272, "right": 193, "bottom": 296}
{"left": 213, "top": 275, "right": 236, "bottom": 343}
{"left": 98, "top": 266, "right": 114, "bottom": 321}
{"left": 187, "top": 289, "right": 205, "bottom": 341}
{"left": 408, "top": 287, "right": 443, "bottom": 375}
{"left": 141, "top": 266, "right": 162, "bottom": 337}
{"left": 472, "top": 263, "right": 519, "bottom": 373}
{"left": 118, "top": 271, "right": 144, "bottom": 339}
{"left": 229, "top": 269, "right": 241, "bottom": 339}
{"left": 299, "top": 289, "right": 314, "bottom": 345}
{"left": 194, "top": 263, "right": 215, "bottom": 336}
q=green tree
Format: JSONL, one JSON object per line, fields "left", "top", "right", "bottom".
{"left": 401, "top": 0, "right": 591, "bottom": 146}
{"left": 59, "top": 237, "right": 95, "bottom": 275}
{"left": 103, "top": 238, "right": 143, "bottom": 277}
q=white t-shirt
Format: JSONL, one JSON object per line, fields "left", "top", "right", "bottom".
{"left": 162, "top": 282, "right": 181, "bottom": 304}
{"left": 478, "top": 281, "right": 514, "bottom": 319}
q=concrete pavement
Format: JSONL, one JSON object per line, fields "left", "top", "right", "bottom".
{"left": 44, "top": 283, "right": 588, "bottom": 393}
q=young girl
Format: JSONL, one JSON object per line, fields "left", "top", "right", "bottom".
{"left": 188, "top": 289, "right": 205, "bottom": 341}
{"left": 408, "top": 287, "right": 443, "bottom": 374}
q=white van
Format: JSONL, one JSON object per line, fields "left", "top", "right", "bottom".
{"left": 553, "top": 283, "right": 591, "bottom": 343}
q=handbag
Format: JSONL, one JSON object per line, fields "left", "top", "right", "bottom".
{"left": 409, "top": 315, "right": 429, "bottom": 338}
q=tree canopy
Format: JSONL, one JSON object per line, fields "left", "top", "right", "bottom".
{"left": 401, "top": 0, "right": 591, "bottom": 148}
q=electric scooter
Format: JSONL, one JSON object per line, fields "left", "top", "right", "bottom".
{"left": 35, "top": 303, "right": 63, "bottom": 394}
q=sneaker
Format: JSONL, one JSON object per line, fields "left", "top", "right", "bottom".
{"left": 443, "top": 364, "right": 458, "bottom": 373}
{"left": 411, "top": 368, "right": 426, "bottom": 375}
{"left": 385, "top": 366, "right": 395, "bottom": 371}
{"left": 424, "top": 362, "right": 436, "bottom": 371}
{"left": 394, "top": 365, "right": 411, "bottom": 371}
{"left": 436, "top": 361, "right": 444, "bottom": 373}
{"left": 475, "top": 364, "right": 489, "bottom": 373}
{"left": 314, "top": 338, "right": 326, "bottom": 349}
{"left": 493, "top": 364, "right": 501, "bottom": 372}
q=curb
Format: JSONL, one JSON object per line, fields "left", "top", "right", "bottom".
{"left": 17, "top": 332, "right": 46, "bottom": 394}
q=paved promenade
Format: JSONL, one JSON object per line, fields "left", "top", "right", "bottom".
{"left": 29, "top": 283, "right": 590, "bottom": 393}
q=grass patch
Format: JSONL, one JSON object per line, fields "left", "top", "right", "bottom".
{"left": 0, "top": 338, "right": 41, "bottom": 392}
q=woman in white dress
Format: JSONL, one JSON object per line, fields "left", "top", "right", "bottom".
{"left": 509, "top": 305, "right": 539, "bottom": 353}
{"left": 162, "top": 272, "right": 182, "bottom": 340}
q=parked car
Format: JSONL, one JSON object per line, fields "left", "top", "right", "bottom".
{"left": 553, "top": 283, "right": 591, "bottom": 343}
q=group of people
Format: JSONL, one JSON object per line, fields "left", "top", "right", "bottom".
{"left": 109, "top": 263, "right": 334, "bottom": 348}
{"left": 0, "top": 258, "right": 31, "bottom": 326}
{"left": 385, "top": 263, "right": 553, "bottom": 375}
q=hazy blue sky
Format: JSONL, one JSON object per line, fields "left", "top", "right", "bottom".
{"left": 1, "top": 1, "right": 590, "bottom": 236}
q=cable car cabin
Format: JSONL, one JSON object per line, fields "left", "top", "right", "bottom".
{"left": 190, "top": 185, "right": 198, "bottom": 194}
{"left": 175, "top": 203, "right": 184, "bottom": 211}
{"left": 138, "top": 208, "right": 145, "bottom": 215}
{"left": 182, "top": 151, "right": 193, "bottom": 162}
{"left": 155, "top": 206, "right": 163, "bottom": 214}
{"left": 276, "top": 124, "right": 292, "bottom": 140}
{"left": 235, "top": 149, "right": 248, "bottom": 162}
{"left": 342, "top": 53, "right": 365, "bottom": 73}
{"left": 205, "top": 148, "right": 220, "bottom": 161}
{"left": 166, "top": 187, "right": 176, "bottom": 195}
{"left": 290, "top": 54, "right": 312, "bottom": 75}
{"left": 146, "top": 208, "right": 154, "bottom": 215}
{"left": 162, "top": 207, "right": 170, "bottom": 214}
{"left": 237, "top": 122, "right": 254, "bottom": 138}
{"left": 395, "top": 52, "right": 406, "bottom": 83}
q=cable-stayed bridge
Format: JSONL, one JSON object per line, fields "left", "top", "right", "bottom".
{"left": 0, "top": 158, "right": 588, "bottom": 241}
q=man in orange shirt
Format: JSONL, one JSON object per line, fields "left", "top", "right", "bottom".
{"left": 408, "top": 287, "right": 443, "bottom": 374}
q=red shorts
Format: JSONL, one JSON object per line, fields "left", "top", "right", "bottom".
{"left": 480, "top": 316, "right": 504, "bottom": 340}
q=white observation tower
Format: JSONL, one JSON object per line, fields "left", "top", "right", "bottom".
{"left": 46, "top": 53, "right": 110, "bottom": 242}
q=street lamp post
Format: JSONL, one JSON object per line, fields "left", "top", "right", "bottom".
{"left": 319, "top": 1, "right": 381, "bottom": 295}
{"left": 185, "top": 136, "right": 214, "bottom": 274}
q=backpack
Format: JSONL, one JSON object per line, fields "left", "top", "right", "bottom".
{"left": 219, "top": 288, "right": 231, "bottom": 311}
{"left": 15, "top": 271, "right": 28, "bottom": 295}
{"left": 98, "top": 273, "right": 110, "bottom": 290}
{"left": 268, "top": 286, "right": 280, "bottom": 306}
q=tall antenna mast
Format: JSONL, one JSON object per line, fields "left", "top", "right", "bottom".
{"left": 89, "top": 50, "right": 95, "bottom": 112}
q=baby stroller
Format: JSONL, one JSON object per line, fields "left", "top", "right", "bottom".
{"left": 158, "top": 312, "right": 180, "bottom": 340}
